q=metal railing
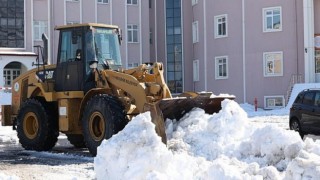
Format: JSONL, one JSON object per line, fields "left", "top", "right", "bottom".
{"left": 286, "top": 74, "right": 303, "bottom": 105}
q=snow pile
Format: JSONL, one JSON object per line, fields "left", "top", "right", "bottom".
{"left": 285, "top": 138, "right": 320, "bottom": 179}
{"left": 0, "top": 172, "right": 19, "bottom": 180}
{"left": 240, "top": 103, "right": 289, "bottom": 117}
{"left": 286, "top": 83, "right": 320, "bottom": 109}
{"left": 86, "top": 99, "right": 320, "bottom": 179}
{"left": 0, "top": 125, "right": 18, "bottom": 144}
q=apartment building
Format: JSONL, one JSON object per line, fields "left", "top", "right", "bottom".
{"left": 0, "top": 0, "right": 150, "bottom": 91}
{"left": 0, "top": 0, "right": 318, "bottom": 109}
{"left": 151, "top": 0, "right": 305, "bottom": 109}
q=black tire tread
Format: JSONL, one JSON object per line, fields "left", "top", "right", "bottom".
{"left": 82, "top": 94, "right": 128, "bottom": 155}
{"left": 66, "top": 134, "right": 86, "bottom": 148}
{"left": 16, "top": 98, "right": 58, "bottom": 151}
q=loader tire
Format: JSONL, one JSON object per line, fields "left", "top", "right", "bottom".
{"left": 82, "top": 94, "right": 128, "bottom": 156}
{"left": 16, "top": 98, "right": 58, "bottom": 151}
{"left": 66, "top": 134, "right": 86, "bottom": 148}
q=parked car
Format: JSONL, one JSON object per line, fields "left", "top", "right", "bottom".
{"left": 289, "top": 89, "right": 320, "bottom": 138}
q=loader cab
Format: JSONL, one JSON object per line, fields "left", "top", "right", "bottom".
{"left": 54, "top": 23, "right": 122, "bottom": 92}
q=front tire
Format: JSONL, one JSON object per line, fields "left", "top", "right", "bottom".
{"left": 16, "top": 98, "right": 58, "bottom": 151}
{"left": 290, "top": 118, "right": 304, "bottom": 139}
{"left": 82, "top": 94, "right": 128, "bottom": 155}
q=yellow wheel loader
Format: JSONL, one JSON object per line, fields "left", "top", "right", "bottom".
{"left": 1, "top": 23, "right": 234, "bottom": 155}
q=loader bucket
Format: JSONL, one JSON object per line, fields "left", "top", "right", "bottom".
{"left": 144, "top": 93, "right": 234, "bottom": 144}
{"left": 159, "top": 93, "right": 235, "bottom": 121}
{"left": 144, "top": 103, "right": 167, "bottom": 144}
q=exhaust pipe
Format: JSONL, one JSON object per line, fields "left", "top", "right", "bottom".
{"left": 42, "top": 33, "right": 48, "bottom": 65}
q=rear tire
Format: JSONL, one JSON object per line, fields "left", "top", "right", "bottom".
{"left": 290, "top": 118, "right": 304, "bottom": 139}
{"left": 66, "top": 134, "right": 86, "bottom": 148}
{"left": 82, "top": 94, "right": 128, "bottom": 156}
{"left": 16, "top": 98, "right": 58, "bottom": 151}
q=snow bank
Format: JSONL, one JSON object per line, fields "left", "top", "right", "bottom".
{"left": 286, "top": 83, "right": 320, "bottom": 109}
{"left": 240, "top": 103, "right": 289, "bottom": 117}
{"left": 94, "top": 99, "right": 320, "bottom": 179}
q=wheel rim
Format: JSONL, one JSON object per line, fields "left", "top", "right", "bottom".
{"left": 89, "top": 112, "right": 105, "bottom": 141}
{"left": 291, "top": 121, "right": 300, "bottom": 131}
{"left": 23, "top": 112, "right": 39, "bottom": 140}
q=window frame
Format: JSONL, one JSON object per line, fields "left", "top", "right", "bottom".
{"left": 263, "top": 6, "right": 282, "bottom": 32}
{"left": 215, "top": 56, "right": 228, "bottom": 79}
{"left": 3, "top": 68, "right": 21, "bottom": 87}
{"left": 127, "top": 62, "right": 139, "bottom": 68}
{"left": 193, "top": 59, "right": 199, "bottom": 82}
{"left": 192, "top": 0, "right": 198, "bottom": 6}
{"left": 263, "top": 51, "right": 283, "bottom": 77}
{"left": 33, "top": 20, "right": 48, "bottom": 41}
{"left": 264, "top": 96, "right": 285, "bottom": 109}
{"left": 0, "top": 0, "right": 26, "bottom": 49}
{"left": 214, "top": 14, "right": 228, "bottom": 39}
{"left": 66, "top": 21, "right": 80, "bottom": 25}
{"left": 127, "top": 24, "right": 139, "bottom": 43}
{"left": 192, "top": 21, "right": 199, "bottom": 43}
{"left": 97, "top": 0, "right": 109, "bottom": 4}
{"left": 127, "top": 0, "right": 138, "bottom": 5}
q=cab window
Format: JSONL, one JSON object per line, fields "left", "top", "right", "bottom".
{"left": 59, "top": 30, "right": 82, "bottom": 63}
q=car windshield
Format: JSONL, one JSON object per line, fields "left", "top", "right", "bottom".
{"left": 86, "top": 27, "right": 122, "bottom": 70}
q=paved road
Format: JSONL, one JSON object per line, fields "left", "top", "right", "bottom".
{"left": 0, "top": 134, "right": 95, "bottom": 180}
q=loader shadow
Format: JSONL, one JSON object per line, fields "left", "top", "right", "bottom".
{"left": 0, "top": 137, "right": 94, "bottom": 166}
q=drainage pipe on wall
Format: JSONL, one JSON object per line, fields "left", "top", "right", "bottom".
{"left": 242, "top": 0, "right": 246, "bottom": 103}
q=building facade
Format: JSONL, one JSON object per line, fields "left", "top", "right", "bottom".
{"left": 0, "top": 0, "right": 318, "bottom": 109}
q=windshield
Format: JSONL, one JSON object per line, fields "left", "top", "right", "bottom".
{"left": 85, "top": 27, "right": 122, "bottom": 70}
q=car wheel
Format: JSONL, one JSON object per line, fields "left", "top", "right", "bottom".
{"left": 290, "top": 118, "right": 304, "bottom": 139}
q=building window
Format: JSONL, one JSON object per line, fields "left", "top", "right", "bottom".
{"left": 263, "top": 51, "right": 283, "bottom": 77}
{"left": 97, "top": 0, "right": 108, "bottom": 4}
{"left": 192, "top": 21, "right": 198, "bottom": 43}
{"left": 128, "top": 63, "right": 139, "bottom": 68}
{"left": 193, "top": 60, "right": 199, "bottom": 82}
{"left": 33, "top": 21, "right": 48, "bottom": 41}
{"left": 3, "top": 62, "right": 21, "bottom": 87}
{"left": 66, "top": 21, "right": 80, "bottom": 25}
{"left": 264, "top": 96, "right": 284, "bottom": 109}
{"left": 215, "top": 56, "right": 228, "bottom": 79}
{"left": 316, "top": 50, "right": 320, "bottom": 73}
{"left": 192, "top": 0, "right": 198, "bottom": 6}
{"left": 127, "top": 24, "right": 138, "bottom": 43}
{"left": 0, "top": 0, "right": 24, "bottom": 48}
{"left": 263, "top": 6, "right": 282, "bottom": 32}
{"left": 149, "top": 29, "right": 153, "bottom": 44}
{"left": 214, "top": 14, "right": 227, "bottom": 38}
{"left": 166, "top": 0, "right": 183, "bottom": 94}
{"left": 127, "top": 0, "right": 138, "bottom": 5}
